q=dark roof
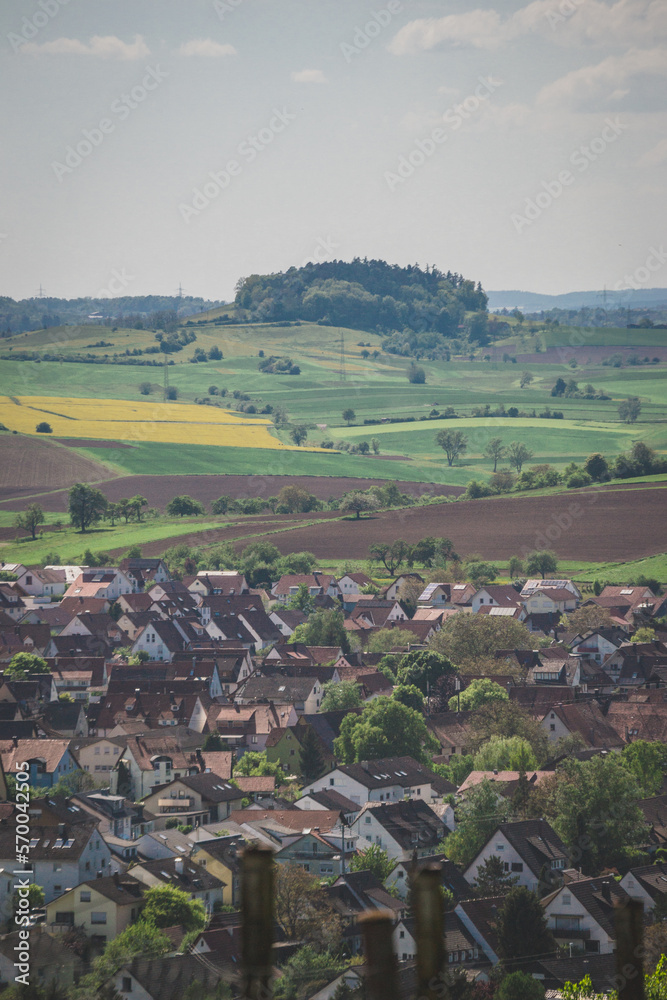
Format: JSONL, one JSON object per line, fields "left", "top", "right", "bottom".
{"left": 547, "top": 876, "right": 629, "bottom": 938}
{"left": 475, "top": 819, "right": 568, "bottom": 878}
{"left": 135, "top": 856, "right": 224, "bottom": 892}
{"left": 622, "top": 862, "right": 667, "bottom": 901}
{"left": 120, "top": 953, "right": 224, "bottom": 1000}
{"left": 172, "top": 771, "right": 244, "bottom": 803}
{"left": 0, "top": 820, "right": 99, "bottom": 860}
{"left": 298, "top": 788, "right": 359, "bottom": 813}
{"left": 358, "top": 799, "right": 447, "bottom": 850}
{"left": 81, "top": 873, "right": 145, "bottom": 905}
{"left": 335, "top": 755, "right": 448, "bottom": 791}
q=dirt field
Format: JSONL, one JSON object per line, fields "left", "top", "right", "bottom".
{"left": 129, "top": 485, "right": 667, "bottom": 563}
{"left": 0, "top": 434, "right": 115, "bottom": 499}
{"left": 0, "top": 474, "right": 462, "bottom": 512}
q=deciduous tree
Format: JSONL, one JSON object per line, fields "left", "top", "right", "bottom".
{"left": 320, "top": 679, "right": 361, "bottom": 712}
{"left": 484, "top": 438, "right": 505, "bottom": 472}
{"left": 166, "top": 495, "right": 205, "bottom": 517}
{"left": 334, "top": 697, "right": 438, "bottom": 764}
{"left": 507, "top": 441, "right": 533, "bottom": 473}
{"left": 436, "top": 429, "right": 468, "bottom": 466}
{"left": 349, "top": 843, "right": 394, "bottom": 881}
{"left": 525, "top": 550, "right": 558, "bottom": 579}
{"left": 14, "top": 503, "right": 45, "bottom": 540}
{"left": 449, "top": 678, "right": 508, "bottom": 712}
{"left": 68, "top": 483, "right": 108, "bottom": 533}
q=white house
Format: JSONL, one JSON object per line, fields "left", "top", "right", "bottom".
{"left": 303, "top": 757, "right": 444, "bottom": 806}
{"left": 542, "top": 876, "right": 629, "bottom": 954}
{"left": 464, "top": 820, "right": 568, "bottom": 894}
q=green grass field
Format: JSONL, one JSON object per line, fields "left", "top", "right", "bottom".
{"left": 2, "top": 316, "right": 666, "bottom": 488}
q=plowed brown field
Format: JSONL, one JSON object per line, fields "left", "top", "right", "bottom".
{"left": 0, "top": 474, "right": 461, "bottom": 512}
{"left": 0, "top": 434, "right": 115, "bottom": 499}
{"left": 132, "top": 485, "right": 667, "bottom": 563}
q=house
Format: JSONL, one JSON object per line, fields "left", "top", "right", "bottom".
{"left": 348, "top": 598, "right": 407, "bottom": 628}
{"left": 274, "top": 829, "right": 352, "bottom": 877}
{"left": 542, "top": 875, "right": 630, "bottom": 954}
{"left": 92, "top": 690, "right": 210, "bottom": 736}
{"left": 349, "top": 799, "right": 448, "bottom": 860}
{"left": 521, "top": 579, "right": 582, "bottom": 600}
{"left": 0, "top": 738, "right": 78, "bottom": 789}
{"left": 338, "top": 572, "right": 372, "bottom": 598}
{"left": 455, "top": 895, "right": 510, "bottom": 963}
{"left": 540, "top": 703, "right": 625, "bottom": 749}
{"left": 47, "top": 873, "right": 145, "bottom": 942}
{"left": 271, "top": 572, "right": 339, "bottom": 603}
{"left": 382, "top": 573, "right": 425, "bottom": 602}
{"left": 212, "top": 703, "right": 293, "bottom": 751}
{"left": 0, "top": 585, "right": 26, "bottom": 621}
{"left": 392, "top": 910, "right": 481, "bottom": 967}
{"left": 108, "top": 952, "right": 223, "bottom": 1000}
{"left": 605, "top": 702, "right": 667, "bottom": 744}
{"left": 268, "top": 607, "right": 308, "bottom": 638}
{"left": 187, "top": 571, "right": 249, "bottom": 596}
{"left": 265, "top": 721, "right": 335, "bottom": 779}
{"left": 522, "top": 588, "right": 578, "bottom": 615}
{"left": 111, "top": 731, "right": 204, "bottom": 800}
{"left": 385, "top": 854, "right": 473, "bottom": 902}
{"left": 638, "top": 794, "right": 667, "bottom": 849}
{"left": 325, "top": 869, "right": 406, "bottom": 955}
{"left": 234, "top": 675, "right": 324, "bottom": 714}
{"left": 0, "top": 819, "right": 112, "bottom": 917}
{"left": 417, "top": 583, "right": 455, "bottom": 608}
{"left": 130, "top": 856, "right": 224, "bottom": 915}
{"left": 142, "top": 773, "right": 245, "bottom": 826}
{"left": 63, "top": 568, "right": 134, "bottom": 601}
{"left": 464, "top": 819, "right": 568, "bottom": 895}
{"left": 117, "top": 557, "right": 171, "bottom": 591}
{"left": 130, "top": 620, "right": 190, "bottom": 662}
{"left": 41, "top": 700, "right": 88, "bottom": 737}
{"left": 190, "top": 835, "right": 243, "bottom": 907}
{"left": 619, "top": 862, "right": 667, "bottom": 913}
{"left": 72, "top": 788, "right": 139, "bottom": 840}
{"left": 426, "top": 712, "right": 475, "bottom": 760}
{"left": 471, "top": 585, "right": 524, "bottom": 614}
{"left": 302, "top": 756, "right": 454, "bottom": 806}
{"left": 602, "top": 642, "right": 667, "bottom": 688}
{"left": 568, "top": 628, "right": 627, "bottom": 665}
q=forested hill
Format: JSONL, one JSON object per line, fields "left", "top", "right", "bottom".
{"left": 235, "top": 259, "right": 488, "bottom": 338}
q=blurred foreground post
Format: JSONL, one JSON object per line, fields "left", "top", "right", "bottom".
{"left": 413, "top": 863, "right": 447, "bottom": 1000}
{"left": 359, "top": 910, "right": 399, "bottom": 1000}
{"left": 615, "top": 897, "right": 645, "bottom": 1000}
{"left": 242, "top": 845, "right": 274, "bottom": 1000}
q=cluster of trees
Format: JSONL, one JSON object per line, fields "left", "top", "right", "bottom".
{"left": 235, "top": 258, "right": 487, "bottom": 344}
{"left": 258, "top": 355, "right": 301, "bottom": 375}
{"left": 161, "top": 538, "right": 317, "bottom": 588}
{"left": 551, "top": 377, "right": 609, "bottom": 400}
{"left": 436, "top": 431, "right": 534, "bottom": 473}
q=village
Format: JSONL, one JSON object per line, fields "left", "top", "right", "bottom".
{"left": 0, "top": 553, "right": 665, "bottom": 999}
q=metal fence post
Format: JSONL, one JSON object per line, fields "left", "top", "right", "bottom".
{"left": 359, "top": 910, "right": 400, "bottom": 1000}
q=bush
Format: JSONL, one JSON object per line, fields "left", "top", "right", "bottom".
{"left": 35, "top": 422, "right": 52, "bottom": 433}
{"left": 166, "top": 386, "right": 178, "bottom": 400}
{"left": 566, "top": 470, "right": 592, "bottom": 488}
{"left": 139, "top": 382, "right": 152, "bottom": 395}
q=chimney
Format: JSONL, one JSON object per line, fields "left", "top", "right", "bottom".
{"left": 175, "top": 857, "right": 184, "bottom": 875}
{"left": 113, "top": 872, "right": 120, "bottom": 886}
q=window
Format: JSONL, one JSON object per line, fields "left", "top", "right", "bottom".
{"left": 91, "top": 912, "right": 107, "bottom": 924}
{"left": 80, "top": 891, "right": 91, "bottom": 902}
{"left": 562, "top": 894, "right": 571, "bottom": 906}
{"left": 511, "top": 863, "right": 523, "bottom": 872}
{"left": 122, "top": 978, "right": 132, "bottom": 993}
{"left": 495, "top": 844, "right": 505, "bottom": 851}
{"left": 55, "top": 912, "right": 74, "bottom": 924}
{"left": 550, "top": 724, "right": 556, "bottom": 731}
{"left": 329, "top": 778, "right": 335, "bottom": 786}
{"left": 399, "top": 930, "right": 405, "bottom": 939}
{"left": 551, "top": 858, "right": 564, "bottom": 869}
{"left": 365, "top": 816, "right": 371, "bottom": 824}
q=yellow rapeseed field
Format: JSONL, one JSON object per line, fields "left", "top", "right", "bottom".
{"left": 0, "top": 396, "right": 297, "bottom": 449}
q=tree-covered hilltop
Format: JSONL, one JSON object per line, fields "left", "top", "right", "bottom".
{"left": 235, "top": 259, "right": 488, "bottom": 348}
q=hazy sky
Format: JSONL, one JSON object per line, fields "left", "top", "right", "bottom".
{"left": 1, "top": 0, "right": 666, "bottom": 301}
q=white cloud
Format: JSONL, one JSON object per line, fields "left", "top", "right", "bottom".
{"left": 537, "top": 47, "right": 667, "bottom": 108}
{"left": 179, "top": 39, "right": 237, "bottom": 57}
{"left": 388, "top": 0, "right": 667, "bottom": 53}
{"left": 20, "top": 35, "right": 150, "bottom": 59}
{"left": 637, "top": 137, "right": 667, "bottom": 167}
{"left": 290, "top": 69, "right": 327, "bottom": 83}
